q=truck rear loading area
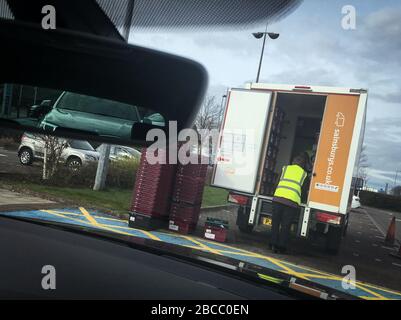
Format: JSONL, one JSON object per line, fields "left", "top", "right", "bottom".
{"left": 212, "top": 83, "right": 368, "bottom": 254}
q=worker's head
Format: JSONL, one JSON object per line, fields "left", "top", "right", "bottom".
{"left": 292, "top": 153, "right": 309, "bottom": 170}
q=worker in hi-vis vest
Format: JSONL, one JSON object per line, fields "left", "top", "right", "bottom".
{"left": 270, "top": 153, "right": 309, "bottom": 254}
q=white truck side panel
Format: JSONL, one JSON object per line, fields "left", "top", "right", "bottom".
{"left": 212, "top": 89, "right": 272, "bottom": 194}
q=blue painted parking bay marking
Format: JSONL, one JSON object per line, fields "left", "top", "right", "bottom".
{"left": 1, "top": 207, "right": 401, "bottom": 300}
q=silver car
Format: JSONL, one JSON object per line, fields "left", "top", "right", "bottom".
{"left": 18, "top": 132, "right": 100, "bottom": 170}
{"left": 96, "top": 145, "right": 141, "bottom": 161}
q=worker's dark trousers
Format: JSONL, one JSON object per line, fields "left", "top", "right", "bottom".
{"left": 270, "top": 202, "right": 298, "bottom": 249}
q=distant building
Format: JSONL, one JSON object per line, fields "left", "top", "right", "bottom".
{"left": 365, "top": 186, "right": 378, "bottom": 193}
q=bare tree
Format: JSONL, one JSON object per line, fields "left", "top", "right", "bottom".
{"left": 34, "top": 134, "right": 68, "bottom": 180}
{"left": 194, "top": 95, "right": 224, "bottom": 162}
{"left": 194, "top": 96, "right": 224, "bottom": 132}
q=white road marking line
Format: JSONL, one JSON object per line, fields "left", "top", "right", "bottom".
{"left": 0, "top": 154, "right": 6, "bottom": 157}
{"left": 369, "top": 207, "right": 397, "bottom": 217}
{"left": 353, "top": 253, "right": 359, "bottom": 257}
{"left": 355, "top": 240, "right": 361, "bottom": 243}
{"left": 392, "top": 263, "right": 401, "bottom": 268}
{"left": 372, "top": 243, "right": 378, "bottom": 247}
{"left": 375, "top": 259, "right": 382, "bottom": 262}
{"left": 375, "top": 235, "right": 384, "bottom": 239}
{"left": 382, "top": 246, "right": 395, "bottom": 250}
{"left": 365, "top": 209, "right": 386, "bottom": 236}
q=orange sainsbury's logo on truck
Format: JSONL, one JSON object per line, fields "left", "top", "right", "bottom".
{"left": 309, "top": 95, "right": 359, "bottom": 208}
{"left": 317, "top": 112, "right": 345, "bottom": 193}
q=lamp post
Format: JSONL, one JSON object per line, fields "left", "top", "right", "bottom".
{"left": 252, "top": 31, "right": 279, "bottom": 83}
{"left": 219, "top": 94, "right": 227, "bottom": 125}
{"left": 220, "top": 94, "right": 227, "bottom": 111}
{"left": 94, "top": 0, "right": 135, "bottom": 191}
{"left": 394, "top": 169, "right": 400, "bottom": 187}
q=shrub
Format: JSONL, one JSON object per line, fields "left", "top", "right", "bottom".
{"left": 45, "top": 157, "right": 139, "bottom": 189}
{"left": 0, "top": 137, "right": 16, "bottom": 149}
{"left": 107, "top": 157, "right": 139, "bottom": 189}
{"left": 359, "top": 191, "right": 401, "bottom": 212}
{"left": 0, "top": 128, "right": 23, "bottom": 142}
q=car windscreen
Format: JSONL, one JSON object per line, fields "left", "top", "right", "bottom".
{"left": 68, "top": 140, "right": 95, "bottom": 151}
{"left": 122, "top": 147, "right": 139, "bottom": 155}
{"left": 56, "top": 92, "right": 140, "bottom": 122}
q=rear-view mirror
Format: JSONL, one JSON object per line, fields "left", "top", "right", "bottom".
{"left": 40, "top": 100, "right": 52, "bottom": 108}
{"left": 0, "top": 20, "right": 207, "bottom": 146}
{"left": 3, "top": 84, "right": 166, "bottom": 141}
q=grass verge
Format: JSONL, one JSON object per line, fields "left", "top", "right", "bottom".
{"left": 2, "top": 180, "right": 228, "bottom": 214}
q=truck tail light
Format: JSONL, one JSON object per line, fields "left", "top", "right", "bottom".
{"left": 315, "top": 212, "right": 341, "bottom": 225}
{"left": 228, "top": 193, "right": 249, "bottom": 205}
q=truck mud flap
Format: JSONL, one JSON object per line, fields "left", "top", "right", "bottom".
{"left": 248, "top": 196, "right": 258, "bottom": 225}
{"left": 298, "top": 207, "right": 310, "bottom": 238}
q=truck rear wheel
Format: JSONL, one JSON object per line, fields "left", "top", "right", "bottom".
{"left": 236, "top": 206, "right": 254, "bottom": 234}
{"left": 325, "top": 225, "right": 342, "bottom": 255}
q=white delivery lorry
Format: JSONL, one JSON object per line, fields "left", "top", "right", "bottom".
{"left": 212, "top": 83, "right": 368, "bottom": 254}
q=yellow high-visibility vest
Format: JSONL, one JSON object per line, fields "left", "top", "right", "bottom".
{"left": 274, "top": 165, "right": 307, "bottom": 205}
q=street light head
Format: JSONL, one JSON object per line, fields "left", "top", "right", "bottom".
{"left": 252, "top": 32, "right": 264, "bottom": 39}
{"left": 268, "top": 32, "right": 280, "bottom": 40}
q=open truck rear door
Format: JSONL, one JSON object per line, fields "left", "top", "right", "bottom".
{"left": 308, "top": 93, "right": 365, "bottom": 214}
{"left": 212, "top": 89, "right": 272, "bottom": 194}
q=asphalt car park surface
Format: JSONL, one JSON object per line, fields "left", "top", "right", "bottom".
{"left": 364, "top": 206, "right": 401, "bottom": 243}
{"left": 2, "top": 147, "right": 401, "bottom": 299}
{"left": 1, "top": 204, "right": 400, "bottom": 299}
{"left": 0, "top": 146, "right": 42, "bottom": 176}
{"left": 202, "top": 206, "right": 401, "bottom": 293}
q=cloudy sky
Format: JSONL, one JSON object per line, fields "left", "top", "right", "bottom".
{"left": 129, "top": 0, "right": 401, "bottom": 190}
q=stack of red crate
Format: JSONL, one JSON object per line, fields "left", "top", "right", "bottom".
{"left": 129, "top": 148, "right": 177, "bottom": 230}
{"left": 168, "top": 202, "right": 201, "bottom": 234}
{"left": 173, "top": 163, "right": 208, "bottom": 204}
{"left": 169, "top": 158, "right": 208, "bottom": 234}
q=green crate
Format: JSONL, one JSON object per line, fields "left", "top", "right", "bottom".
{"left": 205, "top": 217, "right": 229, "bottom": 229}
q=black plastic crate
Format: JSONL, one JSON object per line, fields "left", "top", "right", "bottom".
{"left": 128, "top": 211, "right": 169, "bottom": 230}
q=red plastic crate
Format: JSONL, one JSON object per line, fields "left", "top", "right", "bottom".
{"left": 172, "top": 173, "right": 206, "bottom": 205}
{"left": 169, "top": 214, "right": 199, "bottom": 225}
{"left": 168, "top": 219, "right": 197, "bottom": 234}
{"left": 203, "top": 225, "right": 228, "bottom": 243}
{"left": 170, "top": 202, "right": 200, "bottom": 219}
{"left": 172, "top": 189, "right": 204, "bottom": 205}
{"left": 176, "top": 163, "right": 208, "bottom": 178}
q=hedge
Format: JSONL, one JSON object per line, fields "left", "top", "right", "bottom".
{"left": 47, "top": 157, "right": 139, "bottom": 189}
{"left": 359, "top": 190, "right": 401, "bottom": 212}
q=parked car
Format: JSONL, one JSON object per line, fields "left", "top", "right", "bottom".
{"left": 351, "top": 195, "right": 361, "bottom": 209}
{"left": 18, "top": 132, "right": 100, "bottom": 170}
{"left": 96, "top": 145, "right": 141, "bottom": 161}
{"left": 36, "top": 91, "right": 165, "bottom": 141}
